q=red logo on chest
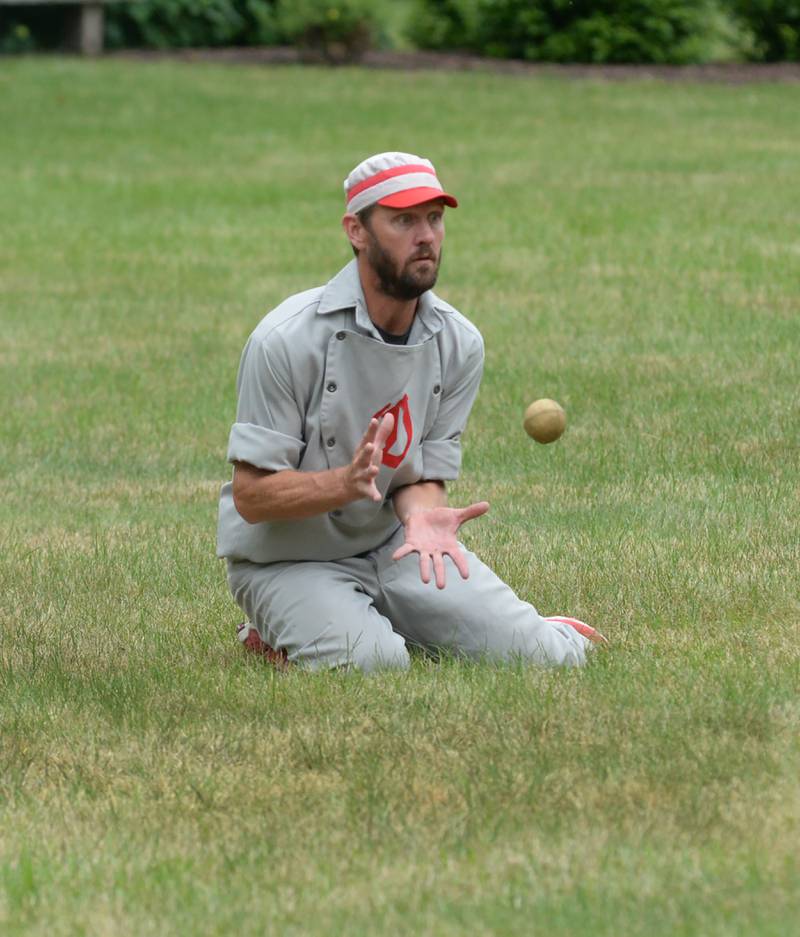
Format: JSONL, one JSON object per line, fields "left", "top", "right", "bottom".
{"left": 373, "top": 394, "right": 413, "bottom": 468}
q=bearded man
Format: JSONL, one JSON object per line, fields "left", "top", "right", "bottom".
{"left": 216, "top": 152, "right": 604, "bottom": 672}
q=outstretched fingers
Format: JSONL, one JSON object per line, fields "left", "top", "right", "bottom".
{"left": 356, "top": 413, "right": 394, "bottom": 470}
{"left": 432, "top": 550, "right": 446, "bottom": 589}
{"left": 373, "top": 412, "right": 395, "bottom": 454}
{"left": 419, "top": 551, "right": 432, "bottom": 585}
{"left": 354, "top": 441, "right": 375, "bottom": 469}
{"left": 456, "top": 501, "right": 490, "bottom": 526}
{"left": 390, "top": 543, "right": 435, "bottom": 585}
{"left": 357, "top": 417, "right": 380, "bottom": 454}
{"left": 391, "top": 542, "right": 416, "bottom": 562}
{"left": 350, "top": 414, "right": 395, "bottom": 502}
{"left": 445, "top": 545, "right": 470, "bottom": 582}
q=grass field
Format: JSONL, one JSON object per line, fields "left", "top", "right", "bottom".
{"left": 1, "top": 58, "right": 799, "bottom": 936}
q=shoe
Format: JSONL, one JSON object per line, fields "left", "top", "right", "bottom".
{"left": 544, "top": 616, "right": 608, "bottom": 646}
{"left": 236, "top": 622, "right": 290, "bottom": 668}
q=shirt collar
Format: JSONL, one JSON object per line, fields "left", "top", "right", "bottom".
{"left": 316, "top": 259, "right": 456, "bottom": 342}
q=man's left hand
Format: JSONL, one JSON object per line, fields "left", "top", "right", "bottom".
{"left": 392, "top": 502, "right": 490, "bottom": 589}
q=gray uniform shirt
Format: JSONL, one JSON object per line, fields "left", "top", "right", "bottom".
{"left": 216, "top": 260, "right": 484, "bottom": 564}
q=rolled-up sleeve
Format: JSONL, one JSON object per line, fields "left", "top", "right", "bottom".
{"left": 227, "top": 333, "right": 305, "bottom": 472}
{"left": 420, "top": 334, "right": 484, "bottom": 481}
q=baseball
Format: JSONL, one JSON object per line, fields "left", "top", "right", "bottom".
{"left": 523, "top": 398, "right": 566, "bottom": 444}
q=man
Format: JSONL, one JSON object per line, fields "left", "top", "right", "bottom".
{"left": 217, "top": 151, "right": 605, "bottom": 672}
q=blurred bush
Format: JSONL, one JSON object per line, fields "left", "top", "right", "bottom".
{"left": 2, "top": 0, "right": 799, "bottom": 61}
{"left": 1, "top": 0, "right": 390, "bottom": 56}
{"left": 0, "top": 5, "right": 74, "bottom": 52}
{"left": 104, "top": 0, "right": 281, "bottom": 50}
{"left": 275, "top": 0, "right": 387, "bottom": 62}
{"left": 0, "top": 19, "right": 37, "bottom": 53}
{"left": 726, "top": 0, "right": 800, "bottom": 60}
{"left": 406, "top": 0, "right": 731, "bottom": 64}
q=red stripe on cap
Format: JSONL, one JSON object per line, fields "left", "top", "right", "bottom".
{"left": 346, "top": 163, "right": 436, "bottom": 201}
{"left": 378, "top": 188, "right": 458, "bottom": 209}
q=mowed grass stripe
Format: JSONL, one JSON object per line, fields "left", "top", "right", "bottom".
{"left": 1, "top": 60, "right": 799, "bottom": 935}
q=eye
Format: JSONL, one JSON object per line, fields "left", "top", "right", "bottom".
{"left": 429, "top": 211, "right": 444, "bottom": 225}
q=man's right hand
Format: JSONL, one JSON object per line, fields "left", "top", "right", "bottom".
{"left": 343, "top": 413, "right": 395, "bottom": 503}
{"left": 232, "top": 412, "right": 395, "bottom": 523}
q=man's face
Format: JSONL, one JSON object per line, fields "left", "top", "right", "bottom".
{"left": 361, "top": 200, "right": 446, "bottom": 301}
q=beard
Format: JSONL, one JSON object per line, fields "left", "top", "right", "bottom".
{"left": 365, "top": 233, "right": 442, "bottom": 301}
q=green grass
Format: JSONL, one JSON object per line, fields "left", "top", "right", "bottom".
{"left": 1, "top": 58, "right": 799, "bottom": 935}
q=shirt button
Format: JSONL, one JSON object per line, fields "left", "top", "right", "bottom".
{"left": 336, "top": 331, "right": 346, "bottom": 341}
{"left": 433, "top": 384, "right": 442, "bottom": 395}
{"left": 327, "top": 381, "right": 337, "bottom": 393}
{"left": 326, "top": 436, "right": 336, "bottom": 448}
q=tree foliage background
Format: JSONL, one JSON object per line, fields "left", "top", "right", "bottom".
{"left": 1, "top": 1, "right": 799, "bottom": 66}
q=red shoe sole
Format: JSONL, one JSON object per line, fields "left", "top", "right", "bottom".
{"left": 237, "top": 625, "right": 290, "bottom": 669}
{"left": 544, "top": 616, "right": 608, "bottom": 645}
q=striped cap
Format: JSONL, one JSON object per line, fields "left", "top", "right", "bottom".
{"left": 344, "top": 152, "right": 458, "bottom": 215}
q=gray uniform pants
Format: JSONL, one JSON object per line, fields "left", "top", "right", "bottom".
{"left": 227, "top": 528, "right": 590, "bottom": 673}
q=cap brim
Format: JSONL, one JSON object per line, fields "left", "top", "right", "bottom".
{"left": 377, "top": 188, "right": 458, "bottom": 209}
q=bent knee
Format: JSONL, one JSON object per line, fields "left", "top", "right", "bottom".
{"left": 352, "top": 636, "right": 411, "bottom": 674}
{"left": 294, "top": 629, "right": 410, "bottom": 675}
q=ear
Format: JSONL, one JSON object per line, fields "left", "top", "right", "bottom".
{"left": 342, "top": 213, "right": 369, "bottom": 253}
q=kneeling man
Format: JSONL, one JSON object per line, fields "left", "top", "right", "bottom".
{"left": 217, "top": 152, "right": 604, "bottom": 672}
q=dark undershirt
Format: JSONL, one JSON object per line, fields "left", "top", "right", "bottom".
{"left": 375, "top": 323, "right": 412, "bottom": 346}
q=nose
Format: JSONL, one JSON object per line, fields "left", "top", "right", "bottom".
{"left": 414, "top": 220, "right": 435, "bottom": 245}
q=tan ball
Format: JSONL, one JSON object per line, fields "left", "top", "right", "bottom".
{"left": 523, "top": 398, "right": 566, "bottom": 444}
